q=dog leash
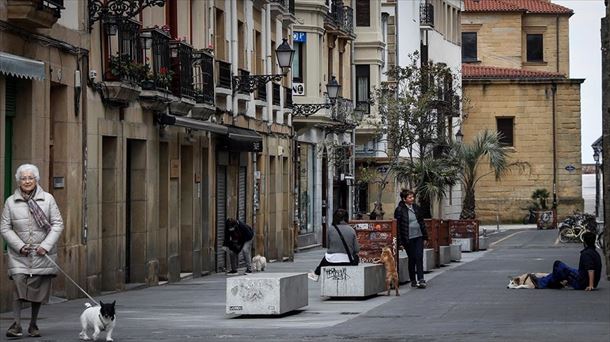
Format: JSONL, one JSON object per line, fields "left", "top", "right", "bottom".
{"left": 43, "top": 254, "right": 99, "bottom": 306}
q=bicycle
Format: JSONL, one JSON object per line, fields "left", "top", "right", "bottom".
{"left": 558, "top": 224, "right": 586, "bottom": 243}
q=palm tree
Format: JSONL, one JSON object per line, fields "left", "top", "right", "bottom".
{"left": 394, "top": 155, "right": 459, "bottom": 218}
{"left": 451, "top": 130, "right": 528, "bottom": 219}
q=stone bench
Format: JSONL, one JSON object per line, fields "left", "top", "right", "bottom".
{"left": 226, "top": 272, "right": 308, "bottom": 315}
{"left": 320, "top": 263, "right": 385, "bottom": 297}
{"left": 423, "top": 248, "right": 435, "bottom": 272}
{"left": 452, "top": 238, "right": 474, "bottom": 252}
{"left": 450, "top": 244, "right": 462, "bottom": 261}
{"left": 438, "top": 246, "right": 451, "bottom": 265}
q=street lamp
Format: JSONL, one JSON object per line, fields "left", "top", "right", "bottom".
{"left": 594, "top": 148, "right": 601, "bottom": 219}
{"left": 455, "top": 129, "right": 464, "bottom": 143}
{"left": 232, "top": 38, "right": 295, "bottom": 93}
{"left": 292, "top": 76, "right": 341, "bottom": 117}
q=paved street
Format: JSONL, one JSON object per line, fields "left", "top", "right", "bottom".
{"left": 1, "top": 227, "right": 608, "bottom": 342}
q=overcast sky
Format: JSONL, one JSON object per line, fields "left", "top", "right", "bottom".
{"left": 555, "top": 0, "right": 605, "bottom": 164}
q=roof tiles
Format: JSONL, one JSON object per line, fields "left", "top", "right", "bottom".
{"left": 462, "top": 64, "right": 565, "bottom": 80}
{"left": 464, "top": 0, "right": 573, "bottom": 14}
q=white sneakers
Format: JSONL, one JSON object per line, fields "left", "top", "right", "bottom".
{"left": 307, "top": 272, "right": 319, "bottom": 282}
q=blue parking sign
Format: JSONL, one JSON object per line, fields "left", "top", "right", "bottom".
{"left": 293, "top": 32, "right": 306, "bottom": 43}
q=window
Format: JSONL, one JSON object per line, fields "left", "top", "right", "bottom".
{"left": 356, "top": 0, "right": 370, "bottom": 27}
{"left": 356, "top": 65, "right": 370, "bottom": 113}
{"left": 292, "top": 42, "right": 303, "bottom": 83}
{"left": 527, "top": 34, "right": 543, "bottom": 62}
{"left": 462, "top": 32, "right": 477, "bottom": 62}
{"left": 496, "top": 117, "right": 514, "bottom": 147}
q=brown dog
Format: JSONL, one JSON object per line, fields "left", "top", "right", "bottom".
{"left": 380, "top": 247, "right": 399, "bottom": 296}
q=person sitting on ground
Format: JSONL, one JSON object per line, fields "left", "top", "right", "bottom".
{"left": 530, "top": 231, "right": 601, "bottom": 291}
{"left": 223, "top": 218, "right": 254, "bottom": 274}
{"left": 308, "top": 208, "right": 360, "bottom": 281}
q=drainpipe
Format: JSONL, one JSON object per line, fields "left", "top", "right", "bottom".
{"left": 556, "top": 15, "right": 560, "bottom": 73}
{"left": 231, "top": 0, "right": 238, "bottom": 115}
{"left": 551, "top": 82, "right": 558, "bottom": 208}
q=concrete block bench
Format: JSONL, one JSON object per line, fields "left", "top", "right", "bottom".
{"left": 452, "top": 238, "right": 474, "bottom": 252}
{"left": 398, "top": 252, "right": 409, "bottom": 283}
{"left": 450, "top": 244, "right": 462, "bottom": 261}
{"left": 226, "top": 272, "right": 308, "bottom": 315}
{"left": 438, "top": 246, "right": 451, "bottom": 265}
{"left": 320, "top": 264, "right": 385, "bottom": 297}
{"left": 479, "top": 236, "right": 489, "bottom": 250}
{"left": 423, "top": 248, "right": 435, "bottom": 272}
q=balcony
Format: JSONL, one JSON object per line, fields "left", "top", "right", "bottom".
{"left": 284, "top": 86, "right": 293, "bottom": 109}
{"left": 99, "top": 17, "right": 143, "bottom": 106}
{"left": 420, "top": 2, "right": 434, "bottom": 28}
{"left": 217, "top": 60, "right": 232, "bottom": 89}
{"left": 237, "top": 69, "right": 250, "bottom": 95}
{"left": 256, "top": 81, "right": 267, "bottom": 101}
{"left": 7, "top": 0, "right": 64, "bottom": 28}
{"left": 169, "top": 40, "right": 195, "bottom": 115}
{"left": 272, "top": 83, "right": 281, "bottom": 106}
{"left": 138, "top": 27, "right": 178, "bottom": 111}
{"left": 325, "top": 1, "right": 354, "bottom": 38}
{"left": 192, "top": 50, "right": 215, "bottom": 119}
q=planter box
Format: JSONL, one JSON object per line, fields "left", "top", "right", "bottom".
{"left": 226, "top": 273, "right": 308, "bottom": 315}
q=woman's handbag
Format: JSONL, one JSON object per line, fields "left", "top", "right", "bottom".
{"left": 333, "top": 224, "right": 359, "bottom": 265}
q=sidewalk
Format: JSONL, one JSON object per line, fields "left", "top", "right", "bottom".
{"left": 0, "top": 244, "right": 488, "bottom": 333}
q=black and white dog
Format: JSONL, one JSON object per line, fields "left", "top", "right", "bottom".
{"left": 79, "top": 301, "right": 116, "bottom": 341}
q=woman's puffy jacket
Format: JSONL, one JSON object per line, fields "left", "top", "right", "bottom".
{"left": 0, "top": 186, "right": 64, "bottom": 277}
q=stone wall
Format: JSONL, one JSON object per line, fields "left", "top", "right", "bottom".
{"left": 463, "top": 80, "right": 583, "bottom": 223}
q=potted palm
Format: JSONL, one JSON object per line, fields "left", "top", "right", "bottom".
{"left": 530, "top": 188, "right": 555, "bottom": 229}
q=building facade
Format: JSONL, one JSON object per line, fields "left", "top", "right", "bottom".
{"left": 0, "top": 0, "right": 299, "bottom": 312}
{"left": 292, "top": 0, "right": 357, "bottom": 249}
{"left": 354, "top": 0, "right": 463, "bottom": 220}
{"left": 461, "top": 0, "right": 583, "bottom": 223}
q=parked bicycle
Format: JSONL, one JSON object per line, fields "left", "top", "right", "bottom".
{"left": 558, "top": 212, "right": 597, "bottom": 244}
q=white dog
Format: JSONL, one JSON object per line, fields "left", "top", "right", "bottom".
{"left": 252, "top": 254, "right": 267, "bottom": 272}
{"left": 79, "top": 301, "right": 116, "bottom": 341}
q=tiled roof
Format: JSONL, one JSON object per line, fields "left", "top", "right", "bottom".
{"left": 462, "top": 64, "right": 565, "bottom": 80}
{"left": 464, "top": 0, "right": 573, "bottom": 14}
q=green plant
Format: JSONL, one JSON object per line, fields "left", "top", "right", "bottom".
{"left": 450, "top": 130, "right": 529, "bottom": 220}
{"left": 531, "top": 188, "right": 550, "bottom": 210}
{"left": 108, "top": 54, "right": 147, "bottom": 83}
{"left": 156, "top": 66, "right": 174, "bottom": 88}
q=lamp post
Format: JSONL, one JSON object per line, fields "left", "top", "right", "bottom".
{"left": 232, "top": 38, "right": 294, "bottom": 94}
{"left": 594, "top": 148, "right": 601, "bottom": 219}
{"left": 292, "top": 76, "right": 341, "bottom": 117}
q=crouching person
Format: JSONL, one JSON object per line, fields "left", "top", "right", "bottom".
{"left": 531, "top": 231, "right": 601, "bottom": 291}
{"left": 223, "top": 218, "right": 254, "bottom": 274}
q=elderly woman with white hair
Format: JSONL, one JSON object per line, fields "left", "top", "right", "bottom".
{"left": 1, "top": 164, "right": 64, "bottom": 338}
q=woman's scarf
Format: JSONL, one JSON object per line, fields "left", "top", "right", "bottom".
{"left": 21, "top": 187, "right": 51, "bottom": 233}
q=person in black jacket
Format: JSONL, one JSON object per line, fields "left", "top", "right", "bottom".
{"left": 394, "top": 189, "right": 428, "bottom": 288}
{"left": 530, "top": 231, "right": 602, "bottom": 290}
{"left": 224, "top": 218, "right": 254, "bottom": 274}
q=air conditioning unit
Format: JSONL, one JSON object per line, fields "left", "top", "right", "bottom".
{"left": 292, "top": 82, "right": 305, "bottom": 96}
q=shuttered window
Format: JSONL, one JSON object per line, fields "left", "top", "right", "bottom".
{"left": 355, "top": 0, "right": 370, "bottom": 27}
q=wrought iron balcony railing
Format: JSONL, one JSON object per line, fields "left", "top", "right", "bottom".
{"left": 256, "top": 81, "right": 267, "bottom": 100}
{"left": 272, "top": 83, "right": 281, "bottom": 106}
{"left": 217, "top": 60, "right": 232, "bottom": 89}
{"left": 420, "top": 2, "right": 434, "bottom": 27}
{"left": 41, "top": 0, "right": 64, "bottom": 17}
{"left": 169, "top": 40, "right": 194, "bottom": 99}
{"left": 193, "top": 50, "right": 214, "bottom": 105}
{"left": 140, "top": 27, "right": 172, "bottom": 91}
{"left": 237, "top": 69, "right": 250, "bottom": 94}
{"left": 103, "top": 17, "right": 143, "bottom": 84}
